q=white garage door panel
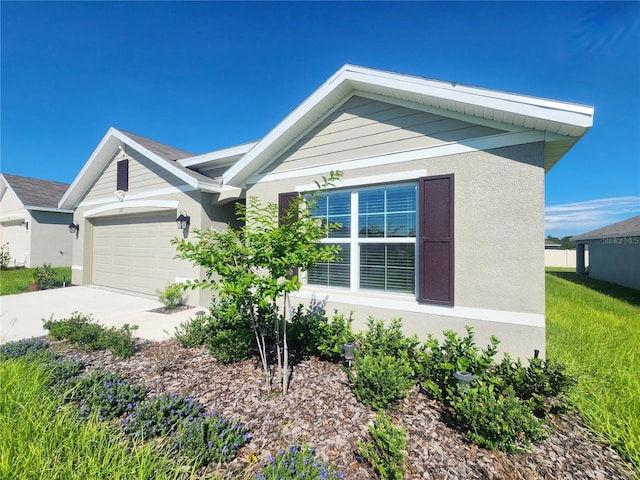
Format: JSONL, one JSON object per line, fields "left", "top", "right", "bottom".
{"left": 93, "top": 213, "right": 179, "bottom": 295}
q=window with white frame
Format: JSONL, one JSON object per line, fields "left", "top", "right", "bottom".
{"left": 307, "top": 183, "right": 417, "bottom": 294}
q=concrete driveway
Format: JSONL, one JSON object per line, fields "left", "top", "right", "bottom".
{"left": 0, "top": 285, "right": 204, "bottom": 344}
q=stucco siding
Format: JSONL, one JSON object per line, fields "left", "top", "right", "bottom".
{"left": 585, "top": 239, "right": 640, "bottom": 290}
{"left": 247, "top": 141, "right": 545, "bottom": 360}
{"left": 261, "top": 96, "right": 506, "bottom": 175}
{"left": 29, "top": 211, "right": 73, "bottom": 267}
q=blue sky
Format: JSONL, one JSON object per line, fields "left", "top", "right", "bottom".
{"left": 1, "top": 1, "right": 638, "bottom": 238}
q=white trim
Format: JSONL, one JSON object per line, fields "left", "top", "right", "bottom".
{"left": 178, "top": 141, "right": 258, "bottom": 168}
{"left": 78, "top": 185, "right": 195, "bottom": 208}
{"left": 295, "top": 169, "right": 427, "bottom": 192}
{"left": 72, "top": 265, "right": 83, "bottom": 270}
{"left": 291, "top": 288, "right": 545, "bottom": 328}
{"left": 83, "top": 200, "right": 179, "bottom": 218}
{"left": 23, "top": 206, "right": 74, "bottom": 214}
{"left": 249, "top": 130, "right": 544, "bottom": 185}
{"left": 0, "top": 213, "right": 26, "bottom": 223}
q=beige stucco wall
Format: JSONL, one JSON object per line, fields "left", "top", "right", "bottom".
{"left": 544, "top": 249, "right": 587, "bottom": 268}
{"left": 247, "top": 140, "right": 546, "bottom": 360}
{"left": 29, "top": 211, "right": 73, "bottom": 267}
{"left": 583, "top": 238, "right": 640, "bottom": 290}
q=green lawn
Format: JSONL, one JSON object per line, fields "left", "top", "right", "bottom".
{"left": 0, "top": 267, "right": 72, "bottom": 295}
{"left": 546, "top": 268, "right": 640, "bottom": 473}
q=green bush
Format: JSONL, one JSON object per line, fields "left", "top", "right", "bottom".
{"left": 357, "top": 318, "right": 420, "bottom": 367}
{"left": 416, "top": 326, "right": 499, "bottom": 401}
{"left": 33, "top": 263, "right": 57, "bottom": 289}
{"left": 123, "top": 393, "right": 206, "bottom": 439}
{"left": 155, "top": 283, "right": 185, "bottom": 310}
{"left": 0, "top": 242, "right": 10, "bottom": 270}
{"left": 495, "top": 355, "right": 575, "bottom": 416}
{"left": 353, "top": 353, "right": 415, "bottom": 411}
{"left": 205, "top": 327, "right": 254, "bottom": 364}
{"left": 451, "top": 384, "right": 548, "bottom": 453}
{"left": 174, "top": 311, "right": 215, "bottom": 348}
{"left": 172, "top": 413, "right": 250, "bottom": 466}
{"left": 358, "top": 413, "right": 406, "bottom": 480}
{"left": 0, "top": 337, "right": 49, "bottom": 360}
{"left": 69, "top": 370, "right": 146, "bottom": 421}
{"left": 43, "top": 312, "right": 139, "bottom": 357}
{"left": 255, "top": 445, "right": 344, "bottom": 480}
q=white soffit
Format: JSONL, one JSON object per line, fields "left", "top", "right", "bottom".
{"left": 223, "top": 64, "right": 594, "bottom": 188}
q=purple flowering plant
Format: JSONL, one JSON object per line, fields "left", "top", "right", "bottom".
{"left": 123, "top": 393, "right": 205, "bottom": 439}
{"left": 255, "top": 445, "right": 344, "bottom": 480}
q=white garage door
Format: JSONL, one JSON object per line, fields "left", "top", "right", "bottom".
{"left": 93, "top": 213, "right": 180, "bottom": 295}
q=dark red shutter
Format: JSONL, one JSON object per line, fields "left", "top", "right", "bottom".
{"left": 117, "top": 159, "right": 129, "bottom": 191}
{"left": 418, "top": 174, "right": 454, "bottom": 305}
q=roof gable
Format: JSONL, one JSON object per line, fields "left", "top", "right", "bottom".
{"left": 59, "top": 128, "right": 221, "bottom": 209}
{"left": 1, "top": 173, "right": 70, "bottom": 210}
{"left": 222, "top": 64, "right": 594, "bottom": 191}
{"left": 572, "top": 215, "right": 640, "bottom": 241}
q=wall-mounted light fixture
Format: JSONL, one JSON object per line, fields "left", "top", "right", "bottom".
{"left": 176, "top": 212, "right": 190, "bottom": 230}
{"left": 20, "top": 221, "right": 28, "bottom": 229}
{"left": 68, "top": 223, "right": 79, "bottom": 234}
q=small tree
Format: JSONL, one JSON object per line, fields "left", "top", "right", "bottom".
{"left": 0, "top": 242, "right": 10, "bottom": 270}
{"left": 172, "top": 171, "right": 342, "bottom": 393}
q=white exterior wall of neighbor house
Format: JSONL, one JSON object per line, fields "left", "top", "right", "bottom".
{"left": 0, "top": 189, "right": 31, "bottom": 267}
{"left": 247, "top": 136, "right": 546, "bottom": 361}
{"left": 70, "top": 147, "right": 234, "bottom": 306}
{"left": 583, "top": 239, "right": 640, "bottom": 291}
{"left": 29, "top": 210, "right": 73, "bottom": 267}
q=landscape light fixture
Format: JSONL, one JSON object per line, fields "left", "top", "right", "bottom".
{"left": 342, "top": 343, "right": 355, "bottom": 368}
{"left": 453, "top": 371, "right": 475, "bottom": 393}
{"left": 68, "top": 223, "right": 79, "bottom": 234}
{"left": 176, "top": 212, "right": 190, "bottom": 230}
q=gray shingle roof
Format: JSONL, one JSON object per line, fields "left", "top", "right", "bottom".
{"left": 572, "top": 215, "right": 640, "bottom": 241}
{"left": 2, "top": 173, "right": 70, "bottom": 209}
{"left": 117, "top": 129, "right": 194, "bottom": 161}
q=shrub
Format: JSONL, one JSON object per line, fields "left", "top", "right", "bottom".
{"left": 124, "top": 393, "right": 205, "bottom": 439}
{"left": 155, "top": 283, "right": 185, "bottom": 310}
{"left": 68, "top": 370, "right": 146, "bottom": 421}
{"left": 33, "top": 263, "right": 57, "bottom": 289}
{"left": 43, "top": 312, "right": 139, "bottom": 357}
{"left": 353, "top": 353, "right": 415, "bottom": 410}
{"left": 174, "top": 311, "right": 215, "bottom": 348}
{"left": 173, "top": 412, "right": 250, "bottom": 466}
{"left": 495, "top": 355, "right": 575, "bottom": 416}
{"left": 451, "top": 384, "right": 548, "bottom": 453}
{"left": 417, "top": 326, "right": 499, "bottom": 401}
{"left": 206, "top": 327, "right": 254, "bottom": 364}
{"left": 0, "top": 337, "right": 49, "bottom": 360}
{"left": 255, "top": 445, "right": 344, "bottom": 480}
{"left": 358, "top": 413, "right": 406, "bottom": 480}
{"left": 357, "top": 318, "right": 420, "bottom": 369}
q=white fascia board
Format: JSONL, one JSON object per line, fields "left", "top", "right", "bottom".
{"left": 83, "top": 199, "right": 179, "bottom": 218}
{"left": 178, "top": 141, "right": 259, "bottom": 168}
{"left": 24, "top": 206, "right": 74, "bottom": 214}
{"left": 0, "top": 213, "right": 26, "bottom": 223}
{"left": 343, "top": 65, "right": 594, "bottom": 129}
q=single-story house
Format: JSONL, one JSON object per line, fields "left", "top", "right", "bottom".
{"left": 60, "top": 65, "right": 594, "bottom": 359}
{"left": 572, "top": 215, "right": 640, "bottom": 290}
{"left": 0, "top": 173, "right": 73, "bottom": 268}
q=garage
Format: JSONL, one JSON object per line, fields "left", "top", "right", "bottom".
{"left": 92, "top": 212, "right": 180, "bottom": 295}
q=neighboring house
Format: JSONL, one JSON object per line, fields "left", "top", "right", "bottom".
{"left": 0, "top": 173, "right": 73, "bottom": 268}
{"left": 572, "top": 215, "right": 640, "bottom": 290}
{"left": 62, "top": 65, "right": 594, "bottom": 359}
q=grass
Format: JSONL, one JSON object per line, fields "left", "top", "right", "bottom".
{"left": 0, "top": 266, "right": 71, "bottom": 295}
{"left": 546, "top": 268, "right": 640, "bottom": 473}
{"left": 0, "top": 357, "right": 198, "bottom": 480}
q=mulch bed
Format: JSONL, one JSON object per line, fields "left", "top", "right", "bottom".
{"left": 53, "top": 339, "right": 636, "bottom": 480}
